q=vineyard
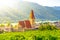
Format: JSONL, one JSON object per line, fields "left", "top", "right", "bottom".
{"left": 0, "top": 23, "right": 60, "bottom": 40}
{"left": 0, "top": 30, "right": 60, "bottom": 40}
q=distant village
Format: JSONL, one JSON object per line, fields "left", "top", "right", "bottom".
{"left": 0, "top": 10, "right": 40, "bottom": 32}
{"left": 0, "top": 10, "right": 60, "bottom": 32}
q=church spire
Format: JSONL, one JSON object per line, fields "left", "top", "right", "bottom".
{"left": 30, "top": 10, "right": 35, "bottom": 19}
{"left": 29, "top": 10, "right": 35, "bottom": 25}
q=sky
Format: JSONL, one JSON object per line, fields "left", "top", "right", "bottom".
{"left": 0, "top": 0, "right": 60, "bottom": 9}
{"left": 22, "top": 0, "right": 60, "bottom": 7}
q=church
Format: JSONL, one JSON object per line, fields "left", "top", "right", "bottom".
{"left": 18, "top": 10, "right": 35, "bottom": 30}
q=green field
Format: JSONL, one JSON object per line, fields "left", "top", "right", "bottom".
{"left": 0, "top": 30, "right": 60, "bottom": 40}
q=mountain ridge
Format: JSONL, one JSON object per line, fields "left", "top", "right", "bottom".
{"left": 0, "top": 2, "right": 60, "bottom": 23}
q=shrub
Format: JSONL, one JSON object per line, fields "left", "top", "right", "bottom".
{"left": 10, "top": 35, "right": 25, "bottom": 40}
{"left": 39, "top": 22, "right": 57, "bottom": 30}
{"left": 49, "top": 35, "right": 57, "bottom": 40}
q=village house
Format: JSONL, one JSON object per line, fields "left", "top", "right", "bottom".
{"left": 0, "top": 27, "right": 4, "bottom": 32}
{"left": 54, "top": 22, "right": 60, "bottom": 29}
{"left": 4, "top": 25, "right": 13, "bottom": 32}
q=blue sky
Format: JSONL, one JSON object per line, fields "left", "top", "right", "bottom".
{"left": 22, "top": 0, "right": 60, "bottom": 7}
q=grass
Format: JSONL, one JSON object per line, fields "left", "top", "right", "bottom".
{"left": 0, "top": 30, "right": 60, "bottom": 40}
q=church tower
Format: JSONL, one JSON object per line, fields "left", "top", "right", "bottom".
{"left": 29, "top": 10, "right": 35, "bottom": 26}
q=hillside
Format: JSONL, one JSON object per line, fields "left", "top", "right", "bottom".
{"left": 0, "top": 1, "right": 60, "bottom": 23}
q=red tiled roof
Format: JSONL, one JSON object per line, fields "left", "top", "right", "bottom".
{"left": 19, "top": 21, "right": 25, "bottom": 28}
{"left": 24, "top": 20, "right": 31, "bottom": 28}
